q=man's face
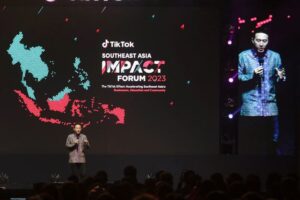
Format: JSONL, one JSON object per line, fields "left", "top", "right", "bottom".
{"left": 252, "top": 32, "right": 269, "bottom": 53}
{"left": 74, "top": 124, "right": 82, "bottom": 134}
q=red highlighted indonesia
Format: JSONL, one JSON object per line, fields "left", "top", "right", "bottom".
{"left": 14, "top": 90, "right": 125, "bottom": 127}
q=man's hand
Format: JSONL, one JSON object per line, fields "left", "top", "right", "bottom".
{"left": 84, "top": 139, "right": 89, "bottom": 145}
{"left": 74, "top": 139, "right": 79, "bottom": 144}
{"left": 254, "top": 66, "right": 264, "bottom": 76}
{"left": 275, "top": 68, "right": 285, "bottom": 80}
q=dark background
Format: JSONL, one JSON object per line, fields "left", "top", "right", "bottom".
{"left": 0, "top": 0, "right": 298, "bottom": 188}
{"left": 0, "top": 5, "right": 220, "bottom": 156}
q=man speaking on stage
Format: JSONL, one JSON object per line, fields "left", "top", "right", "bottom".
{"left": 238, "top": 28, "right": 286, "bottom": 155}
{"left": 66, "top": 124, "right": 90, "bottom": 179}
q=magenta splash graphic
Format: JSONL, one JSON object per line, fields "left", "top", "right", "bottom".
{"left": 7, "top": 32, "right": 125, "bottom": 127}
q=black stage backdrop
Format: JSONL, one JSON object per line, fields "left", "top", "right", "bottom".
{"left": 0, "top": 1, "right": 298, "bottom": 188}
{"left": 0, "top": 4, "right": 220, "bottom": 156}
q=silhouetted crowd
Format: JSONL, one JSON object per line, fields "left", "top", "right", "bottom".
{"left": 27, "top": 166, "right": 299, "bottom": 200}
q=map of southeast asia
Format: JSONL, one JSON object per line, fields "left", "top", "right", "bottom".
{"left": 7, "top": 32, "right": 125, "bottom": 127}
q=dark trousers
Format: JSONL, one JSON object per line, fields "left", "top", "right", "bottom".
{"left": 70, "top": 163, "right": 86, "bottom": 180}
{"left": 238, "top": 116, "right": 278, "bottom": 155}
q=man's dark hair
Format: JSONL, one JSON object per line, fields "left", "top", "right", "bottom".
{"left": 73, "top": 123, "right": 82, "bottom": 128}
{"left": 252, "top": 27, "right": 270, "bottom": 39}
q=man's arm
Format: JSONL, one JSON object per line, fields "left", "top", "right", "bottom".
{"left": 238, "top": 54, "right": 255, "bottom": 82}
{"left": 275, "top": 54, "right": 286, "bottom": 82}
{"left": 66, "top": 135, "right": 77, "bottom": 149}
{"left": 83, "top": 135, "right": 90, "bottom": 149}
{"left": 238, "top": 53, "right": 262, "bottom": 83}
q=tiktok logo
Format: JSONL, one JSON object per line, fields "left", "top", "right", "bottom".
{"left": 102, "top": 39, "right": 135, "bottom": 48}
{"left": 102, "top": 40, "right": 109, "bottom": 48}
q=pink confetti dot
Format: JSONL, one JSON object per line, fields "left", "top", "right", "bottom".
{"left": 180, "top": 24, "right": 185, "bottom": 30}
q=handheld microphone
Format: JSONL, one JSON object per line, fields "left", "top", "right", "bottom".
{"left": 258, "top": 57, "right": 264, "bottom": 80}
{"left": 75, "top": 135, "right": 80, "bottom": 150}
{"left": 258, "top": 57, "right": 264, "bottom": 66}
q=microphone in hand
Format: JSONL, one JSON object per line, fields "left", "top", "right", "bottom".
{"left": 254, "top": 66, "right": 264, "bottom": 76}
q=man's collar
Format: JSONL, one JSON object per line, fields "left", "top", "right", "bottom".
{"left": 250, "top": 48, "right": 269, "bottom": 58}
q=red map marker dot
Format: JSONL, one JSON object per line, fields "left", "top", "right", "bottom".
{"left": 180, "top": 24, "right": 185, "bottom": 30}
{"left": 96, "top": 28, "right": 101, "bottom": 33}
